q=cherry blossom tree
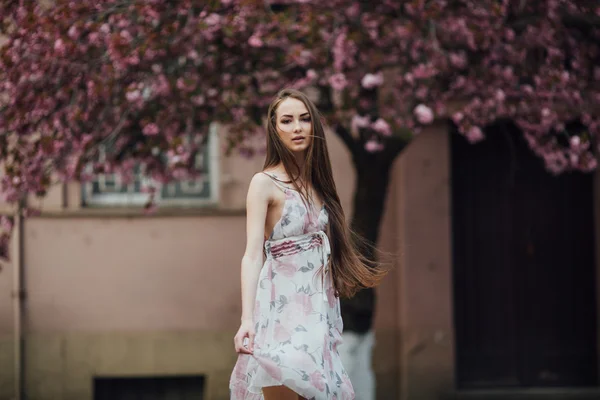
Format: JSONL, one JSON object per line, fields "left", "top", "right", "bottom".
{"left": 1, "top": 0, "right": 599, "bottom": 352}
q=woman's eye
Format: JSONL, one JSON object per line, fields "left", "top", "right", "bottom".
{"left": 302, "top": 118, "right": 311, "bottom": 123}
{"left": 281, "top": 120, "right": 291, "bottom": 124}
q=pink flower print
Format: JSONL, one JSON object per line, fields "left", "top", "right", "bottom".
{"left": 282, "top": 302, "right": 305, "bottom": 328}
{"left": 274, "top": 321, "right": 291, "bottom": 343}
{"left": 260, "top": 358, "right": 282, "bottom": 381}
{"left": 341, "top": 373, "right": 354, "bottom": 399}
{"left": 324, "top": 344, "right": 333, "bottom": 371}
{"left": 326, "top": 286, "right": 337, "bottom": 309}
{"left": 233, "top": 384, "right": 246, "bottom": 398}
{"left": 310, "top": 371, "right": 326, "bottom": 392}
{"left": 293, "top": 292, "right": 313, "bottom": 316}
{"left": 277, "top": 260, "right": 297, "bottom": 278}
{"left": 253, "top": 300, "right": 261, "bottom": 322}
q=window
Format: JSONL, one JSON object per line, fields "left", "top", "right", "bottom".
{"left": 82, "top": 123, "right": 219, "bottom": 207}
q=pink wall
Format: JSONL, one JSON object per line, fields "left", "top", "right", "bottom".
{"left": 24, "top": 216, "right": 247, "bottom": 332}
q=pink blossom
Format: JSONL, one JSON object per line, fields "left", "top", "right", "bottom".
{"left": 361, "top": 72, "right": 384, "bottom": 89}
{"left": 191, "top": 95, "right": 205, "bottom": 106}
{"left": 142, "top": 123, "right": 159, "bottom": 136}
{"left": 0, "top": 216, "right": 14, "bottom": 232}
{"left": 54, "top": 39, "right": 66, "bottom": 55}
{"left": 248, "top": 35, "right": 263, "bottom": 48}
{"left": 415, "top": 87, "right": 428, "bottom": 99}
{"left": 570, "top": 136, "right": 581, "bottom": 148}
{"left": 466, "top": 126, "right": 484, "bottom": 143}
{"left": 495, "top": 89, "right": 506, "bottom": 102}
{"left": 449, "top": 52, "right": 467, "bottom": 69}
{"left": 413, "top": 64, "right": 435, "bottom": 79}
{"left": 126, "top": 89, "right": 141, "bottom": 102}
{"left": 364, "top": 140, "right": 383, "bottom": 153}
{"left": 328, "top": 73, "right": 348, "bottom": 91}
{"left": 395, "top": 25, "right": 411, "bottom": 38}
{"left": 584, "top": 156, "right": 598, "bottom": 171}
{"left": 569, "top": 153, "right": 579, "bottom": 167}
{"left": 372, "top": 118, "right": 391, "bottom": 136}
{"left": 68, "top": 26, "right": 79, "bottom": 40}
{"left": 351, "top": 114, "right": 370, "bottom": 132}
{"left": 452, "top": 112, "right": 464, "bottom": 123}
{"left": 505, "top": 29, "right": 515, "bottom": 41}
{"left": 414, "top": 104, "right": 434, "bottom": 124}
{"left": 205, "top": 13, "right": 221, "bottom": 26}
{"left": 119, "top": 30, "right": 133, "bottom": 43}
{"left": 522, "top": 85, "right": 534, "bottom": 95}
{"left": 342, "top": 2, "right": 358, "bottom": 17}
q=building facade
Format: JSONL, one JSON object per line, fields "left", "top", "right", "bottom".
{"left": 0, "top": 123, "right": 599, "bottom": 400}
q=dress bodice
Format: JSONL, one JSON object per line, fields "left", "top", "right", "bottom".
{"left": 263, "top": 173, "right": 328, "bottom": 241}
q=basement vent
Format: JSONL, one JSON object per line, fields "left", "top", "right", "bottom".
{"left": 94, "top": 375, "right": 205, "bottom": 400}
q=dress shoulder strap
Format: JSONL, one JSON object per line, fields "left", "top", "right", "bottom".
{"left": 261, "top": 172, "right": 289, "bottom": 193}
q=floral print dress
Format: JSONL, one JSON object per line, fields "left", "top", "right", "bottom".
{"left": 230, "top": 173, "right": 354, "bottom": 400}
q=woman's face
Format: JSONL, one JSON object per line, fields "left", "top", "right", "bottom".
{"left": 275, "top": 98, "right": 313, "bottom": 153}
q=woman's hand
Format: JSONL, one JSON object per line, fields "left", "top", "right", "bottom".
{"left": 234, "top": 319, "right": 255, "bottom": 354}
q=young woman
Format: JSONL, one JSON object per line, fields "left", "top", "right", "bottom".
{"left": 229, "top": 88, "right": 384, "bottom": 400}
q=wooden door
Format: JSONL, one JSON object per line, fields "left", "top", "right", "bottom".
{"left": 451, "top": 121, "right": 598, "bottom": 388}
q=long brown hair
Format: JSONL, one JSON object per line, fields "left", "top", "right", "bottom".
{"left": 264, "top": 88, "right": 385, "bottom": 298}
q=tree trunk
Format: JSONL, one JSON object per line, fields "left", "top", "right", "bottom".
{"left": 340, "top": 152, "right": 394, "bottom": 333}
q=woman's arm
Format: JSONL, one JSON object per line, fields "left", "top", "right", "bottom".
{"left": 234, "top": 173, "right": 271, "bottom": 354}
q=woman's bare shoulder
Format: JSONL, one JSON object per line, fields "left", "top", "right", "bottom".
{"left": 247, "top": 172, "right": 275, "bottom": 200}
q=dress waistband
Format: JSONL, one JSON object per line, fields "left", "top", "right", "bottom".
{"left": 265, "top": 231, "right": 331, "bottom": 260}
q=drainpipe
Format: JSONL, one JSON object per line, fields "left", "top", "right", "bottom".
{"left": 12, "top": 207, "right": 24, "bottom": 400}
